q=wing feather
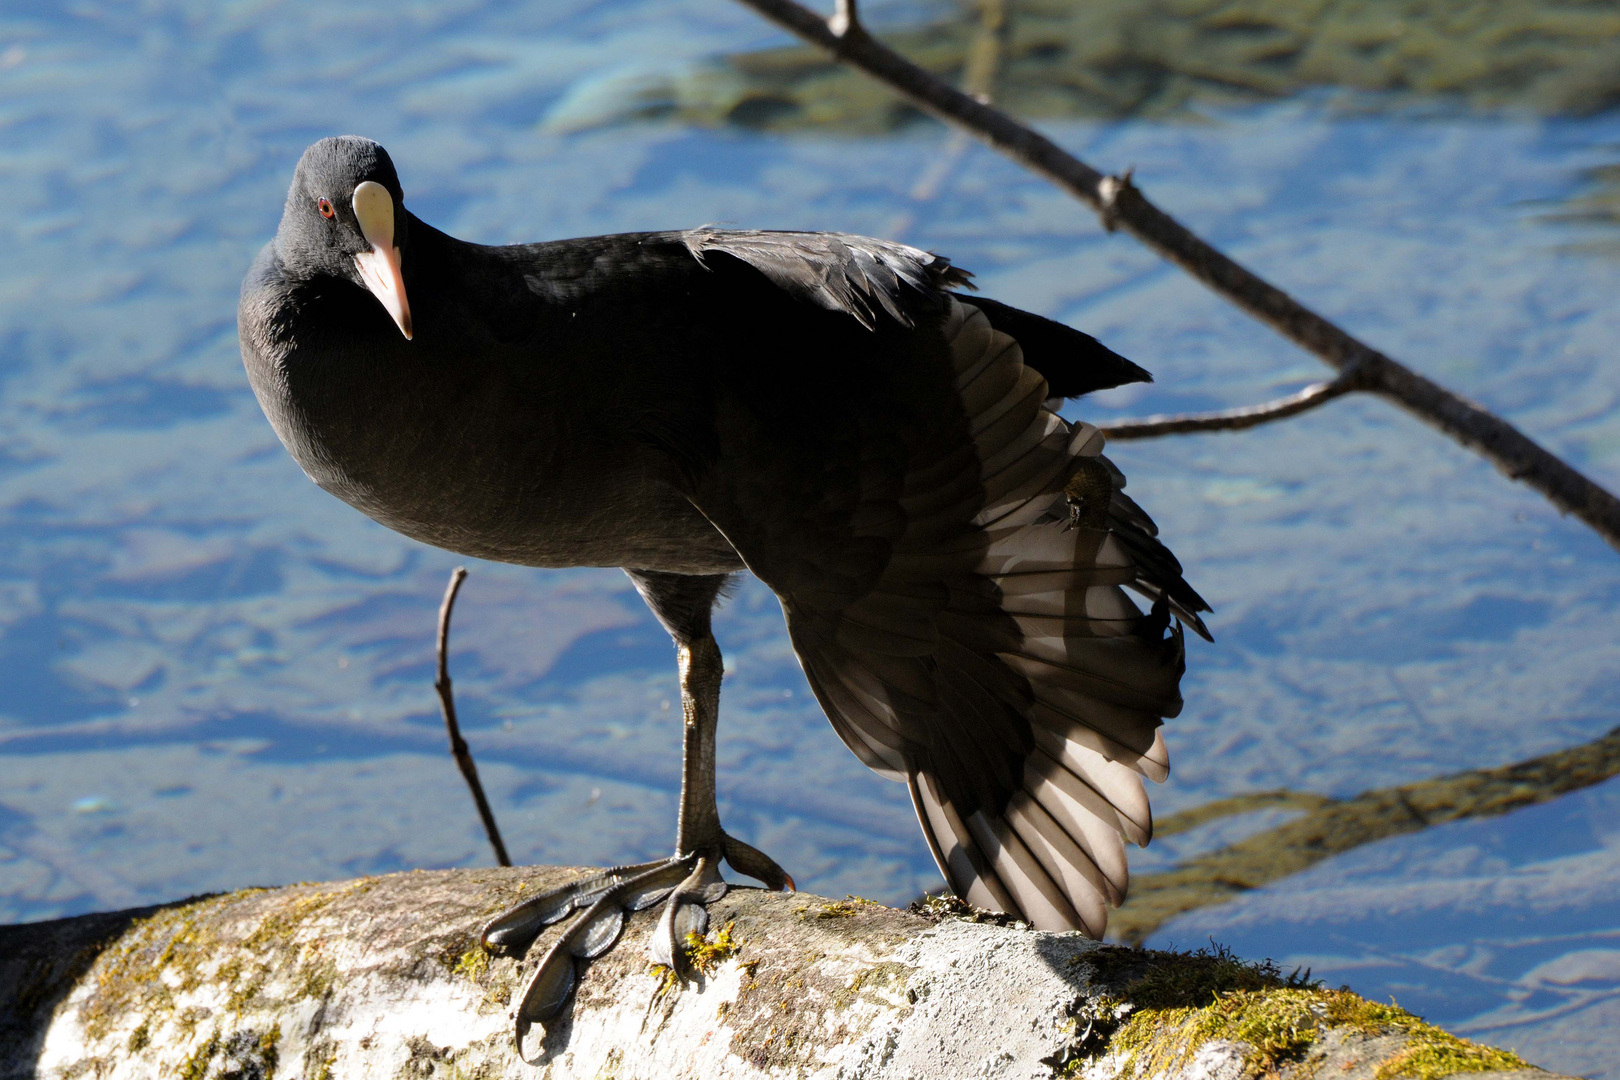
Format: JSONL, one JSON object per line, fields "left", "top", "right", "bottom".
{"left": 968, "top": 810, "right": 1086, "bottom": 932}
{"left": 683, "top": 227, "right": 970, "bottom": 330}
{"left": 691, "top": 294, "right": 1204, "bottom": 936}
{"left": 1005, "top": 794, "right": 1111, "bottom": 935}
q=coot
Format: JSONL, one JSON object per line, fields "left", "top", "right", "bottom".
{"left": 239, "top": 136, "right": 1208, "bottom": 1053}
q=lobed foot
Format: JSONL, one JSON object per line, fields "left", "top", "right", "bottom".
{"left": 481, "top": 835, "right": 792, "bottom": 1057}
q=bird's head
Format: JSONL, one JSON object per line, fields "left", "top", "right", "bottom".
{"left": 277, "top": 136, "right": 413, "bottom": 340}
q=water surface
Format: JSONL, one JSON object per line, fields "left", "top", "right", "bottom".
{"left": 0, "top": 0, "right": 1617, "bottom": 1071}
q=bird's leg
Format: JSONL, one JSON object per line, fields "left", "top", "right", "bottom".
{"left": 481, "top": 570, "right": 793, "bottom": 1058}
{"left": 645, "top": 632, "right": 795, "bottom": 967}
{"left": 674, "top": 634, "right": 723, "bottom": 854}
{"left": 646, "top": 633, "right": 729, "bottom": 967}
{"left": 671, "top": 629, "right": 797, "bottom": 890}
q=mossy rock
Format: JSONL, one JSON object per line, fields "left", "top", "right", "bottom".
{"left": 0, "top": 868, "right": 1575, "bottom": 1080}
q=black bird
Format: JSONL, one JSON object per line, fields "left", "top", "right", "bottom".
{"left": 239, "top": 136, "right": 1209, "bottom": 1053}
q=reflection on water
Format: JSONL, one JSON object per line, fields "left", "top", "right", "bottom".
{"left": 0, "top": 0, "right": 1618, "bottom": 1072}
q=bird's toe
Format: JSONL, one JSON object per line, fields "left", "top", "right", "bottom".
{"left": 722, "top": 831, "right": 795, "bottom": 891}
{"left": 481, "top": 858, "right": 668, "bottom": 957}
{"left": 511, "top": 854, "right": 715, "bottom": 1059}
{"left": 649, "top": 854, "right": 727, "bottom": 973}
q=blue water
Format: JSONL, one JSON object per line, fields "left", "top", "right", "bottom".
{"left": 1, "top": 1, "right": 1618, "bottom": 1072}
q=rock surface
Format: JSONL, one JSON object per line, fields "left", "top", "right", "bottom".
{"left": 0, "top": 866, "right": 1577, "bottom": 1079}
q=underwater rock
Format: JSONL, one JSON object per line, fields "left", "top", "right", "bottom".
{"left": 545, "top": 0, "right": 1620, "bottom": 134}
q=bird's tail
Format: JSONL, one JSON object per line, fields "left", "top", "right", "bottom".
{"left": 792, "top": 299, "right": 1208, "bottom": 936}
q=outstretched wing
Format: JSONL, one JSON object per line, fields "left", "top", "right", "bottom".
{"left": 687, "top": 275, "right": 1207, "bottom": 936}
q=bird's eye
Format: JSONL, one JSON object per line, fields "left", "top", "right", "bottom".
{"left": 317, "top": 198, "right": 335, "bottom": 219}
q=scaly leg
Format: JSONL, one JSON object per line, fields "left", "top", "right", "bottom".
{"left": 479, "top": 571, "right": 793, "bottom": 1056}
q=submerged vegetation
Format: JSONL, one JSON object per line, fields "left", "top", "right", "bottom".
{"left": 544, "top": 0, "right": 1620, "bottom": 251}
{"left": 1108, "top": 725, "right": 1620, "bottom": 945}
{"left": 547, "top": 0, "right": 1620, "bottom": 134}
{"left": 1544, "top": 157, "right": 1620, "bottom": 253}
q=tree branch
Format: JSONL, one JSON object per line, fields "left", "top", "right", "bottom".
{"left": 730, "top": 0, "right": 1620, "bottom": 553}
{"left": 829, "top": 0, "right": 858, "bottom": 37}
{"left": 1102, "top": 371, "right": 1362, "bottom": 441}
{"left": 435, "top": 567, "right": 512, "bottom": 868}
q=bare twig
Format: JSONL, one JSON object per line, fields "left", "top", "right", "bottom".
{"left": 435, "top": 567, "right": 511, "bottom": 868}
{"left": 1103, "top": 371, "right": 1363, "bottom": 441}
{"left": 829, "top": 0, "right": 858, "bottom": 37}
{"left": 731, "top": 0, "right": 1620, "bottom": 554}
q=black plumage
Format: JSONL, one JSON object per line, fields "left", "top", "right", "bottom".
{"left": 240, "top": 136, "right": 1208, "bottom": 1052}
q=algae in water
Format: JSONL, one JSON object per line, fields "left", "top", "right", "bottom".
{"left": 546, "top": 0, "right": 1620, "bottom": 135}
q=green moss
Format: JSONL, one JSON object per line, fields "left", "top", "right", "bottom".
{"left": 800, "top": 896, "right": 882, "bottom": 920}
{"left": 175, "top": 1029, "right": 221, "bottom": 1080}
{"left": 127, "top": 1020, "right": 151, "bottom": 1054}
{"left": 1069, "top": 945, "right": 1309, "bottom": 1074}
{"left": 56, "top": 1058, "right": 114, "bottom": 1080}
{"left": 1081, "top": 943, "right": 1313, "bottom": 1011}
{"left": 648, "top": 921, "right": 746, "bottom": 998}
{"left": 1373, "top": 1026, "right": 1528, "bottom": 1079}
{"left": 453, "top": 946, "right": 491, "bottom": 982}
{"left": 1103, "top": 986, "right": 1528, "bottom": 1078}
{"left": 224, "top": 963, "right": 268, "bottom": 1017}
{"left": 687, "top": 921, "right": 743, "bottom": 976}
{"left": 831, "top": 961, "right": 912, "bottom": 1013}
{"left": 175, "top": 1005, "right": 212, "bottom": 1041}
{"left": 1110, "top": 989, "right": 1316, "bottom": 1075}
{"left": 309, "top": 1047, "right": 337, "bottom": 1080}
{"left": 1052, "top": 944, "right": 1310, "bottom": 1074}
{"left": 79, "top": 895, "right": 229, "bottom": 1041}
{"left": 241, "top": 886, "right": 345, "bottom": 952}
{"left": 258, "top": 1023, "right": 282, "bottom": 1079}
{"left": 297, "top": 956, "right": 339, "bottom": 1002}
{"left": 471, "top": 955, "right": 519, "bottom": 1010}
{"left": 76, "top": 882, "right": 360, "bottom": 1048}
{"left": 648, "top": 962, "right": 681, "bottom": 998}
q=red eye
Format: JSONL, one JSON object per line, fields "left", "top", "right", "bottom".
{"left": 317, "top": 197, "right": 335, "bottom": 219}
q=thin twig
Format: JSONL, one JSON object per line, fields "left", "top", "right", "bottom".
{"left": 829, "top": 0, "right": 858, "bottom": 37}
{"left": 435, "top": 567, "right": 512, "bottom": 868}
{"left": 731, "top": 0, "right": 1620, "bottom": 554}
{"left": 1103, "top": 371, "right": 1362, "bottom": 441}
